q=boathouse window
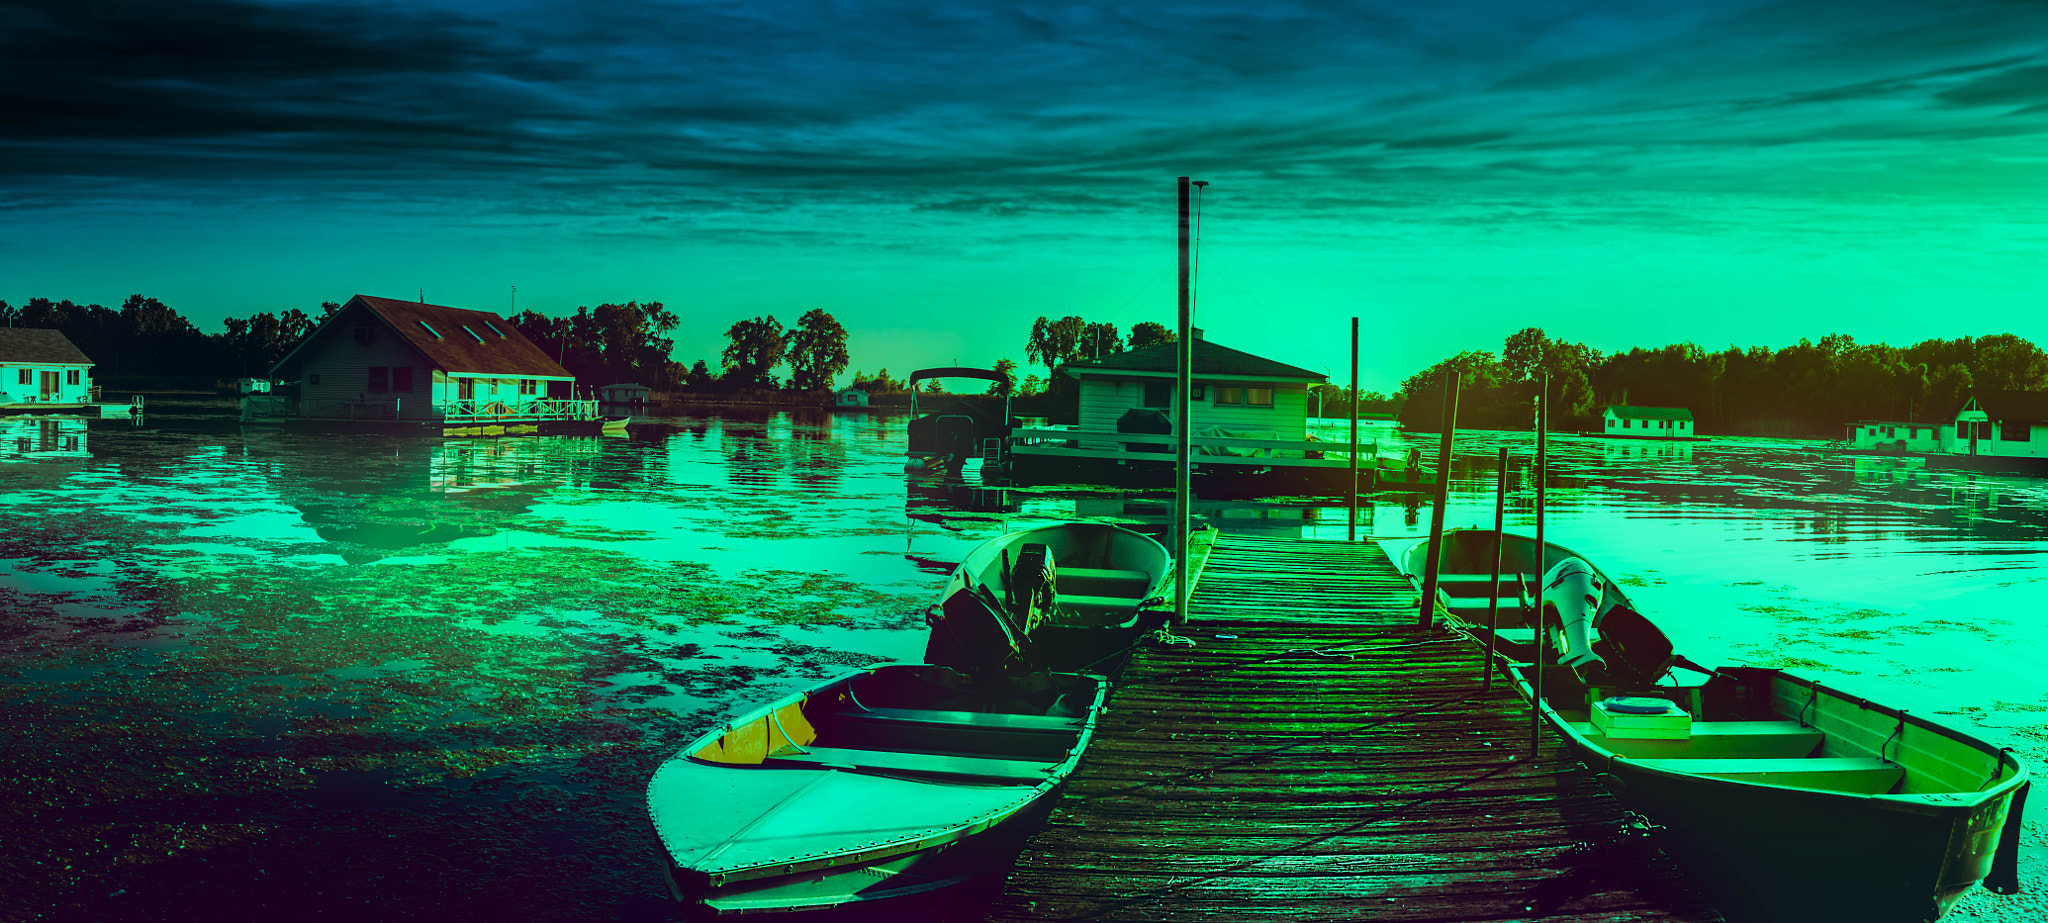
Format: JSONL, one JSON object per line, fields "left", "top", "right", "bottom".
{"left": 15, "top": 370, "right": 29, "bottom": 385}
{"left": 1214, "top": 387, "right": 1273, "bottom": 407}
{"left": 392, "top": 367, "right": 414, "bottom": 392}
{"left": 418, "top": 321, "right": 444, "bottom": 339}
{"left": 367, "top": 367, "right": 389, "bottom": 393}
{"left": 519, "top": 379, "right": 537, "bottom": 396}
{"left": 484, "top": 321, "right": 506, "bottom": 337}
{"left": 2002, "top": 423, "right": 2029, "bottom": 441}
{"left": 1142, "top": 381, "right": 1170, "bottom": 408}
{"left": 461, "top": 325, "right": 484, "bottom": 343}
{"left": 67, "top": 370, "right": 80, "bottom": 385}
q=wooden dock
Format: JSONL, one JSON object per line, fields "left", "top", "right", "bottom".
{"left": 985, "top": 534, "right": 1722, "bottom": 922}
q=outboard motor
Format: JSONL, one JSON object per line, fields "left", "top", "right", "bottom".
{"left": 1538, "top": 557, "right": 1606, "bottom": 674}
{"left": 1006, "top": 543, "right": 1057, "bottom": 635}
{"left": 924, "top": 584, "right": 1023, "bottom": 672}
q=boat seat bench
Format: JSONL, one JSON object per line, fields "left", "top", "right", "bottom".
{"left": 828, "top": 707, "right": 1082, "bottom": 731}
{"left": 1576, "top": 720, "right": 1825, "bottom": 760}
{"left": 765, "top": 746, "right": 1054, "bottom": 781}
{"left": 1055, "top": 567, "right": 1150, "bottom": 583}
{"left": 1628, "top": 757, "right": 1903, "bottom": 794}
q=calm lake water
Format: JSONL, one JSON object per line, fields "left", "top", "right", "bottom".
{"left": 1, "top": 407, "right": 2042, "bottom": 921}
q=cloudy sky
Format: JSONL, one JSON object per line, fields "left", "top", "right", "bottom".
{"left": 5, "top": 0, "right": 2047, "bottom": 392}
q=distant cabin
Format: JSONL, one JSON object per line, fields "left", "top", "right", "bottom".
{"left": 268, "top": 295, "right": 574, "bottom": 421}
{"left": 1947, "top": 390, "right": 2048, "bottom": 460}
{"left": 1060, "top": 330, "right": 1326, "bottom": 454}
{"left": 597, "top": 383, "right": 652, "bottom": 405}
{"left": 1847, "top": 420, "right": 1941, "bottom": 452}
{"left": 0, "top": 328, "right": 95, "bottom": 405}
{"left": 831, "top": 387, "right": 870, "bottom": 409}
{"left": 1603, "top": 405, "right": 1695, "bottom": 439}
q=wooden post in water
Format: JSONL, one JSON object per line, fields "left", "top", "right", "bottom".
{"left": 1173, "top": 176, "right": 1192, "bottom": 625}
{"left": 1348, "top": 316, "right": 1359, "bottom": 542}
{"left": 1532, "top": 373, "right": 1548, "bottom": 753}
{"left": 1416, "top": 371, "right": 1460, "bottom": 630}
{"left": 1483, "top": 445, "right": 1507, "bottom": 691}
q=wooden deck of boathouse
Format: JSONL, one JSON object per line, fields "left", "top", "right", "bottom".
{"left": 985, "top": 533, "right": 1722, "bottom": 923}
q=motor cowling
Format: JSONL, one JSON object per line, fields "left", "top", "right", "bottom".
{"left": 924, "top": 584, "right": 1022, "bottom": 672}
{"left": 1539, "top": 557, "right": 1607, "bottom": 673}
{"left": 1007, "top": 543, "right": 1056, "bottom": 635}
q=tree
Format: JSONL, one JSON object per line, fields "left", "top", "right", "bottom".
{"left": 1018, "top": 374, "right": 1044, "bottom": 397}
{"left": 1025, "top": 315, "right": 1085, "bottom": 375}
{"left": 219, "top": 307, "right": 318, "bottom": 375}
{"left": 722, "top": 315, "right": 786, "bottom": 390}
{"left": 785, "top": 309, "right": 851, "bottom": 391}
{"left": 988, "top": 358, "right": 1017, "bottom": 395}
{"left": 683, "top": 359, "right": 715, "bottom": 392}
{"left": 1501, "top": 327, "right": 1548, "bottom": 382}
{"left": 1079, "top": 322, "right": 1120, "bottom": 360}
{"left": 1128, "top": 321, "right": 1174, "bottom": 351}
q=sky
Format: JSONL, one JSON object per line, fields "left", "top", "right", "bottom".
{"left": 5, "top": 0, "right": 2047, "bottom": 394}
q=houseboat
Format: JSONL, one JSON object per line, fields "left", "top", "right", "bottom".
{"left": 826, "top": 386, "right": 871, "bottom": 411}
{"left": 1843, "top": 420, "right": 1942, "bottom": 454}
{"left": 1597, "top": 405, "right": 1704, "bottom": 440}
{"left": 1004, "top": 331, "right": 1395, "bottom": 494}
{"left": 252, "top": 295, "right": 601, "bottom": 436}
{"left": 0, "top": 328, "right": 135, "bottom": 418}
{"left": 1932, "top": 389, "right": 2048, "bottom": 474}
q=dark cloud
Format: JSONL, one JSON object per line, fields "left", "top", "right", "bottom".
{"left": 1936, "top": 63, "right": 2048, "bottom": 108}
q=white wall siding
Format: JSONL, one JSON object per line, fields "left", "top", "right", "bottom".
{"left": 298, "top": 307, "right": 439, "bottom": 419}
{"left": 1194, "top": 385, "right": 1309, "bottom": 457}
{"left": 1, "top": 363, "right": 94, "bottom": 404}
{"left": 1077, "top": 379, "right": 1147, "bottom": 450}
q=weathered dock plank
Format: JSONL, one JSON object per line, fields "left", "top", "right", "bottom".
{"left": 985, "top": 534, "right": 1722, "bottom": 922}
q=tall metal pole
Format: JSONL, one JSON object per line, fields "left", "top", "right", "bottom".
{"left": 1532, "top": 373, "right": 1549, "bottom": 753}
{"left": 1416, "top": 370, "right": 1460, "bottom": 629}
{"left": 1174, "top": 177, "right": 1192, "bottom": 624}
{"left": 1348, "top": 316, "right": 1359, "bottom": 541}
{"left": 1484, "top": 445, "right": 1507, "bottom": 691}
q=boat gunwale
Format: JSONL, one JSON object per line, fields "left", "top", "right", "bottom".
{"left": 649, "top": 662, "right": 1109, "bottom": 887}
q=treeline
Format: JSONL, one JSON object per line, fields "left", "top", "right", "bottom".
{"left": 0, "top": 295, "right": 315, "bottom": 379}
{"left": 1397, "top": 328, "right": 2048, "bottom": 436}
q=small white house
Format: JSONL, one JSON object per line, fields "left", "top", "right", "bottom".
{"left": 1847, "top": 420, "right": 1942, "bottom": 452}
{"left": 1945, "top": 390, "right": 2048, "bottom": 460}
{"left": 0, "top": 328, "right": 95, "bottom": 405}
{"left": 829, "top": 387, "right": 870, "bottom": 409}
{"left": 1603, "top": 405, "right": 1694, "bottom": 439}
{"left": 597, "top": 383, "right": 652, "bottom": 405}
{"left": 1060, "top": 330, "right": 1326, "bottom": 454}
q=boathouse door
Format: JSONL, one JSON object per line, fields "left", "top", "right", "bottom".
{"left": 458, "top": 378, "right": 475, "bottom": 402}
{"left": 40, "top": 371, "right": 59, "bottom": 401}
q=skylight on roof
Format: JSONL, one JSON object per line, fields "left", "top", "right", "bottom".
{"left": 461, "top": 325, "right": 484, "bottom": 343}
{"left": 483, "top": 321, "right": 506, "bottom": 337}
{"left": 418, "top": 321, "right": 443, "bottom": 339}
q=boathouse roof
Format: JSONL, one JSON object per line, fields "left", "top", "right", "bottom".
{"left": 1960, "top": 389, "right": 2048, "bottom": 422}
{"left": 272, "top": 295, "right": 572, "bottom": 379}
{"left": 0, "top": 328, "right": 93, "bottom": 366}
{"left": 1062, "top": 336, "right": 1324, "bottom": 382}
{"left": 1605, "top": 405, "right": 1693, "bottom": 421}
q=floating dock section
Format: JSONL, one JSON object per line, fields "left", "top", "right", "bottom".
{"left": 987, "top": 534, "right": 1722, "bottom": 922}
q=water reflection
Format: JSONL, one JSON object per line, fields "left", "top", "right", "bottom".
{"left": 0, "top": 416, "right": 88, "bottom": 460}
{"left": 1, "top": 412, "right": 2045, "bottom": 921}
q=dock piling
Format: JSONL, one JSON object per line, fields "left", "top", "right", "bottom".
{"left": 1416, "top": 370, "right": 1460, "bottom": 629}
{"left": 1484, "top": 445, "right": 1507, "bottom": 690}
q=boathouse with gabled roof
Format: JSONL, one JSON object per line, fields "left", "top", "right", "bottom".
{"left": 1602, "top": 405, "right": 1695, "bottom": 439}
{"left": 264, "top": 295, "right": 584, "bottom": 429}
{"left": 0, "top": 328, "right": 96, "bottom": 406}
{"left": 1947, "top": 389, "right": 2048, "bottom": 459}
{"left": 1059, "top": 329, "right": 1327, "bottom": 454}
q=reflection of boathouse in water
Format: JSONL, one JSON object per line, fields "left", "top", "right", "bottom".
{"left": 250, "top": 294, "right": 602, "bottom": 436}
